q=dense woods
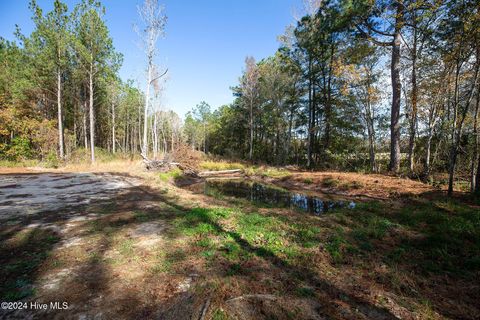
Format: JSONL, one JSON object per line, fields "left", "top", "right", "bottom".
{"left": 200, "top": 0, "right": 480, "bottom": 195}
{"left": 1, "top": 0, "right": 480, "bottom": 195}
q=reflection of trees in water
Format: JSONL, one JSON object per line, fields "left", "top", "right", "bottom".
{"left": 205, "top": 180, "right": 355, "bottom": 215}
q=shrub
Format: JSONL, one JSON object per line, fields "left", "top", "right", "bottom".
{"left": 4, "top": 137, "right": 32, "bottom": 160}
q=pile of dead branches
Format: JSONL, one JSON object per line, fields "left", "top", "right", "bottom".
{"left": 141, "top": 144, "right": 204, "bottom": 176}
{"left": 171, "top": 143, "right": 204, "bottom": 170}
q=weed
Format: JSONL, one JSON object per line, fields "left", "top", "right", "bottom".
{"left": 88, "top": 251, "right": 102, "bottom": 263}
{"left": 197, "top": 237, "right": 214, "bottom": 248}
{"left": 119, "top": 239, "right": 134, "bottom": 256}
{"left": 158, "top": 168, "right": 183, "bottom": 182}
{"left": 134, "top": 211, "right": 150, "bottom": 222}
{"left": 326, "top": 229, "right": 347, "bottom": 263}
{"left": 295, "top": 286, "right": 316, "bottom": 297}
{"left": 226, "top": 262, "right": 242, "bottom": 276}
{"left": 211, "top": 308, "right": 230, "bottom": 320}
{"left": 322, "top": 177, "right": 339, "bottom": 188}
{"left": 303, "top": 178, "right": 313, "bottom": 184}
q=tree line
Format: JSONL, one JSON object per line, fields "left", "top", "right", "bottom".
{"left": 184, "top": 0, "right": 480, "bottom": 195}
{"left": 0, "top": 0, "right": 180, "bottom": 165}
{"left": 1, "top": 0, "right": 480, "bottom": 195}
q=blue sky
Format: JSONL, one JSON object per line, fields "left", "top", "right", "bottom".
{"left": 0, "top": 0, "right": 303, "bottom": 117}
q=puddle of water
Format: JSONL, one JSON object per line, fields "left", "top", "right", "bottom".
{"left": 204, "top": 179, "right": 355, "bottom": 215}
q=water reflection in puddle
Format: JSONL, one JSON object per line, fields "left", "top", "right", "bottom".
{"left": 204, "top": 179, "right": 355, "bottom": 215}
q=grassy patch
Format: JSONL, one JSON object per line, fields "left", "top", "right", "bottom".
{"left": 322, "top": 177, "right": 339, "bottom": 188}
{"left": 118, "top": 239, "right": 135, "bottom": 257}
{"left": 325, "top": 229, "right": 349, "bottom": 263}
{"left": 211, "top": 308, "right": 231, "bottom": 320}
{"left": 158, "top": 168, "right": 183, "bottom": 182}
{"left": 303, "top": 178, "right": 313, "bottom": 184}
{"left": 260, "top": 168, "right": 292, "bottom": 179}
{"left": 294, "top": 225, "right": 321, "bottom": 248}
{"left": 0, "top": 228, "right": 58, "bottom": 300}
{"left": 200, "top": 160, "right": 245, "bottom": 171}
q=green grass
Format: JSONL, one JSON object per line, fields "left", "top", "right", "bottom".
{"left": 322, "top": 177, "right": 339, "bottom": 188}
{"left": 0, "top": 159, "right": 40, "bottom": 167}
{"left": 303, "top": 178, "right": 314, "bottom": 184}
{"left": 158, "top": 168, "right": 183, "bottom": 182}
{"left": 119, "top": 239, "right": 135, "bottom": 256}
{"left": 325, "top": 229, "right": 348, "bottom": 264}
{"left": 0, "top": 229, "right": 58, "bottom": 301}
{"left": 211, "top": 308, "right": 231, "bottom": 320}
{"left": 259, "top": 168, "right": 292, "bottom": 178}
{"left": 133, "top": 210, "right": 150, "bottom": 222}
{"left": 295, "top": 286, "right": 316, "bottom": 297}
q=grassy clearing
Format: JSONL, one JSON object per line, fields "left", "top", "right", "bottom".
{"left": 166, "top": 192, "right": 480, "bottom": 318}
{"left": 1, "top": 167, "right": 478, "bottom": 319}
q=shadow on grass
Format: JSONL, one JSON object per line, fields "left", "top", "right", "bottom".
{"left": 1, "top": 171, "right": 479, "bottom": 319}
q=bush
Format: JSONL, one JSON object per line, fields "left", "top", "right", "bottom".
{"left": 4, "top": 137, "right": 33, "bottom": 160}
{"left": 44, "top": 151, "right": 59, "bottom": 168}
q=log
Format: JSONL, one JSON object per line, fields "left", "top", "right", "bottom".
{"left": 198, "top": 169, "right": 243, "bottom": 177}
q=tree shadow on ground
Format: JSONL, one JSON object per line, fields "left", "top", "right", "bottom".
{"left": 1, "top": 171, "right": 478, "bottom": 319}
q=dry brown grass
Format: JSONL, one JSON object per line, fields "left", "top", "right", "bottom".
{"left": 257, "top": 171, "right": 437, "bottom": 199}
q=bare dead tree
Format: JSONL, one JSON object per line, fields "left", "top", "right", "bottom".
{"left": 136, "top": 0, "right": 167, "bottom": 158}
{"left": 151, "top": 65, "right": 166, "bottom": 159}
{"left": 240, "top": 56, "right": 260, "bottom": 162}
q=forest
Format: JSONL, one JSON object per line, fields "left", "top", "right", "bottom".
{"left": 1, "top": 0, "right": 480, "bottom": 195}
{"left": 1, "top": 0, "right": 480, "bottom": 319}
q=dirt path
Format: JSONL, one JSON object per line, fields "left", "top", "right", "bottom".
{"left": 0, "top": 172, "right": 141, "bottom": 220}
{"left": 0, "top": 172, "right": 198, "bottom": 319}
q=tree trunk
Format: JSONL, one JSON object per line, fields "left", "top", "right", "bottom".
{"left": 389, "top": 2, "right": 403, "bottom": 173}
{"left": 324, "top": 44, "right": 334, "bottom": 153}
{"left": 204, "top": 121, "right": 207, "bottom": 153}
{"left": 153, "top": 112, "right": 158, "bottom": 159}
{"left": 171, "top": 126, "right": 175, "bottom": 153}
{"left": 112, "top": 100, "right": 116, "bottom": 154}
{"left": 476, "top": 150, "right": 480, "bottom": 194}
{"left": 307, "top": 58, "right": 313, "bottom": 168}
{"left": 249, "top": 99, "right": 254, "bottom": 162}
{"left": 425, "top": 128, "right": 433, "bottom": 176}
{"left": 448, "top": 57, "right": 479, "bottom": 195}
{"left": 143, "top": 63, "right": 152, "bottom": 156}
{"left": 365, "top": 95, "right": 376, "bottom": 172}
{"left": 471, "top": 86, "right": 480, "bottom": 192}
{"left": 57, "top": 69, "right": 64, "bottom": 159}
{"left": 408, "top": 26, "right": 418, "bottom": 174}
{"left": 89, "top": 67, "right": 95, "bottom": 163}
{"left": 83, "top": 100, "right": 88, "bottom": 150}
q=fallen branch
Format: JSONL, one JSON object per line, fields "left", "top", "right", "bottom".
{"left": 226, "top": 294, "right": 276, "bottom": 303}
{"left": 198, "top": 169, "right": 243, "bottom": 177}
{"left": 198, "top": 298, "right": 211, "bottom": 320}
